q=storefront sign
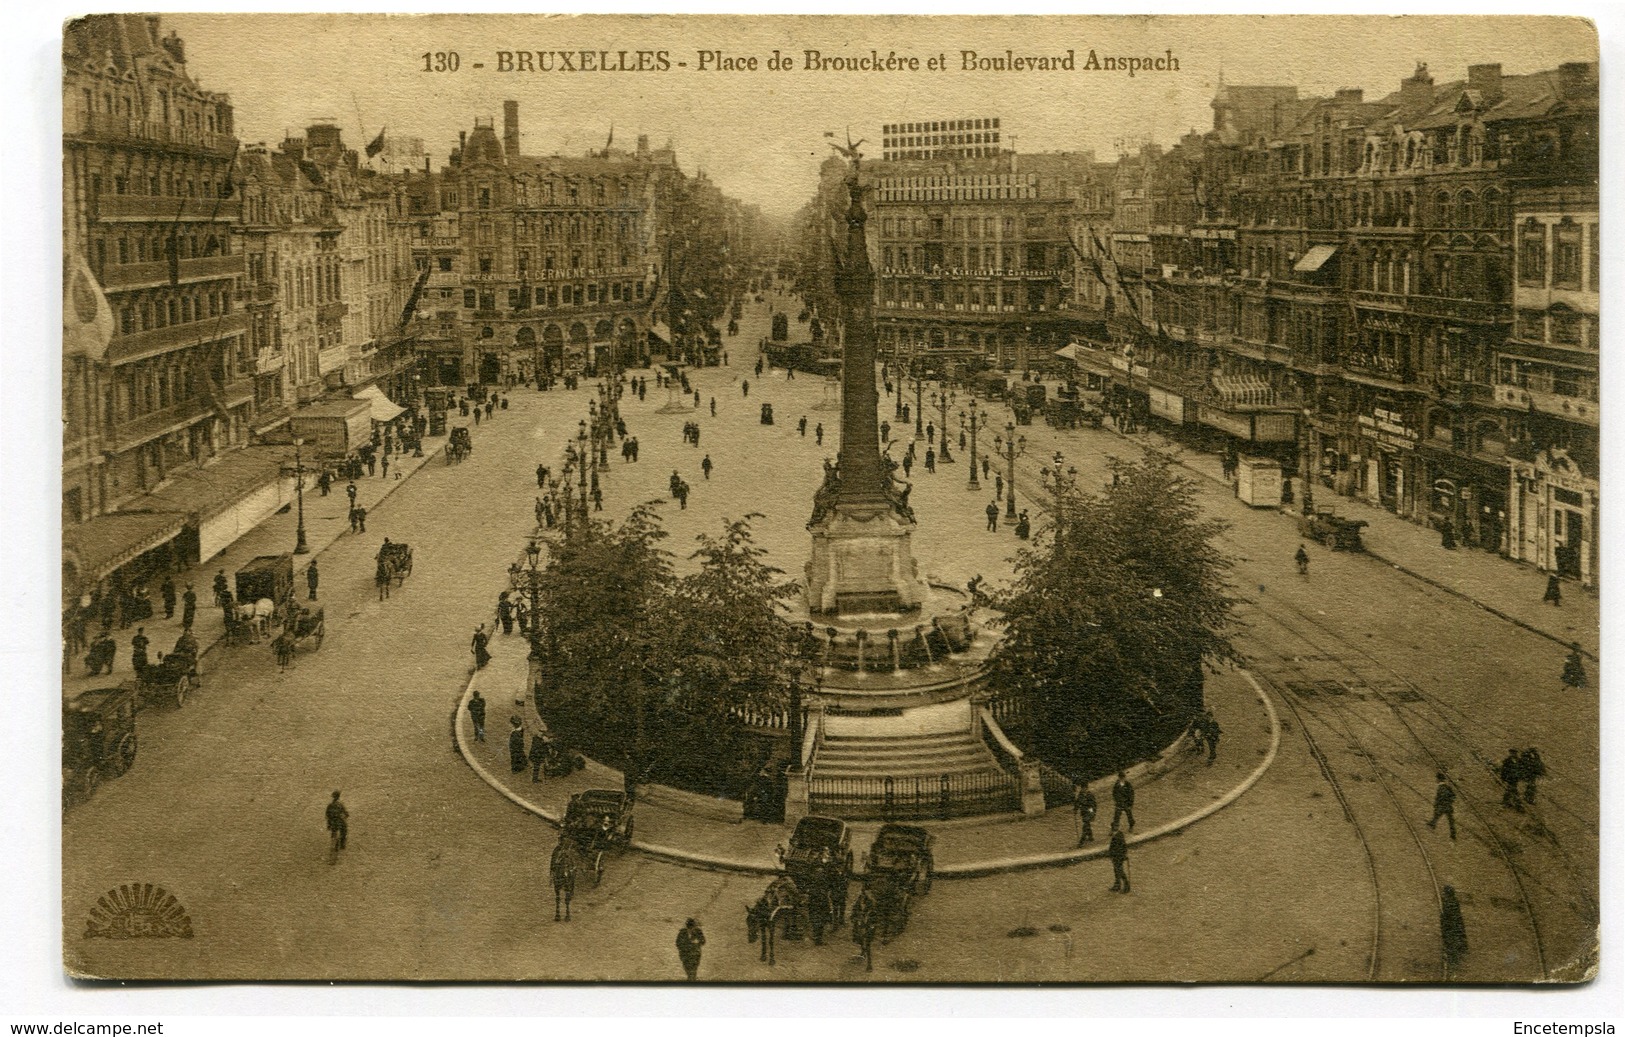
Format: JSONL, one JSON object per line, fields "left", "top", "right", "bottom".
{"left": 1149, "top": 387, "right": 1187, "bottom": 422}
{"left": 1357, "top": 407, "right": 1417, "bottom": 447}
{"left": 1197, "top": 405, "right": 1252, "bottom": 439}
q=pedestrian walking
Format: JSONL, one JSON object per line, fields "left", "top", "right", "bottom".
{"left": 497, "top": 593, "right": 515, "bottom": 635}
{"left": 1562, "top": 643, "right": 1588, "bottom": 690}
{"left": 1111, "top": 770, "right": 1136, "bottom": 832}
{"left": 1074, "top": 784, "right": 1097, "bottom": 846}
{"left": 1499, "top": 750, "right": 1525, "bottom": 811}
{"left": 467, "top": 690, "right": 486, "bottom": 742}
{"left": 1426, "top": 772, "right": 1458, "bottom": 840}
{"left": 676, "top": 919, "right": 706, "bottom": 981}
{"left": 349, "top": 507, "right": 359, "bottom": 533}
{"left": 213, "top": 570, "right": 231, "bottom": 609}
{"left": 473, "top": 406, "right": 481, "bottom": 426}
{"left": 355, "top": 507, "right": 367, "bottom": 533}
{"left": 1440, "top": 885, "right": 1468, "bottom": 972}
{"left": 366, "top": 453, "right": 377, "bottom": 476}
{"left": 181, "top": 585, "right": 197, "bottom": 630}
{"left": 986, "top": 500, "right": 999, "bottom": 532}
{"left": 926, "top": 421, "right": 935, "bottom": 446}
{"left": 1295, "top": 544, "right": 1310, "bottom": 575}
{"left": 346, "top": 481, "right": 358, "bottom": 508}
{"left": 902, "top": 454, "right": 913, "bottom": 477}
{"left": 326, "top": 791, "right": 349, "bottom": 862}
{"left": 471, "top": 624, "right": 491, "bottom": 669}
{"left": 306, "top": 559, "right": 319, "bottom": 601}
{"left": 1108, "top": 828, "right": 1131, "bottom": 893}
{"left": 701, "top": 454, "right": 713, "bottom": 480}
{"left": 592, "top": 486, "right": 603, "bottom": 511}
{"left": 981, "top": 456, "right": 992, "bottom": 482}
{"left": 537, "top": 463, "right": 547, "bottom": 488}
{"left": 529, "top": 731, "right": 549, "bottom": 783}
{"left": 710, "top": 397, "right": 717, "bottom": 417}
{"left": 1520, "top": 747, "right": 1546, "bottom": 804}
{"left": 815, "top": 423, "right": 824, "bottom": 445}
{"left": 630, "top": 436, "right": 640, "bottom": 462}
{"left": 1543, "top": 573, "right": 1562, "bottom": 606}
{"left": 925, "top": 448, "right": 936, "bottom": 473}
{"left": 742, "top": 379, "right": 750, "bottom": 397}
{"left": 879, "top": 420, "right": 890, "bottom": 442}
{"left": 994, "top": 473, "right": 1004, "bottom": 499}
{"left": 676, "top": 480, "right": 689, "bottom": 510}
{"left": 508, "top": 717, "right": 527, "bottom": 773}
{"left": 1015, "top": 510, "right": 1030, "bottom": 540}
{"left": 1202, "top": 708, "right": 1221, "bottom": 764}
{"left": 130, "top": 627, "right": 150, "bottom": 674}
{"left": 381, "top": 456, "right": 390, "bottom": 480}
{"left": 160, "top": 576, "right": 177, "bottom": 619}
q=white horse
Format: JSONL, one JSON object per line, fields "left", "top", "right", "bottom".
{"left": 229, "top": 598, "right": 276, "bottom": 641}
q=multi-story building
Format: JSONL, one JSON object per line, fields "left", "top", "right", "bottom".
{"left": 870, "top": 149, "right": 1097, "bottom": 374}
{"left": 882, "top": 116, "right": 1003, "bottom": 162}
{"left": 417, "top": 103, "right": 677, "bottom": 385}
{"left": 1068, "top": 60, "right": 1597, "bottom": 584}
{"left": 63, "top": 15, "right": 290, "bottom": 611}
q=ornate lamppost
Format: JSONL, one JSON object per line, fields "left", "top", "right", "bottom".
{"left": 961, "top": 399, "right": 982, "bottom": 491}
{"left": 292, "top": 436, "right": 309, "bottom": 554}
{"left": 1049, "top": 451, "right": 1079, "bottom": 526}
{"left": 932, "top": 388, "right": 956, "bottom": 463}
{"left": 993, "top": 423, "right": 1026, "bottom": 521}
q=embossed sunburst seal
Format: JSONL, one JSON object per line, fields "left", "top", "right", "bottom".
{"left": 83, "top": 883, "right": 194, "bottom": 939}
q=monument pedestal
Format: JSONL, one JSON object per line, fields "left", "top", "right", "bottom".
{"left": 805, "top": 501, "right": 923, "bottom": 615}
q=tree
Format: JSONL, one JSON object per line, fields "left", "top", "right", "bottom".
{"left": 645, "top": 515, "right": 816, "bottom": 795}
{"left": 988, "top": 452, "right": 1240, "bottom": 777}
{"left": 532, "top": 504, "right": 673, "bottom": 760}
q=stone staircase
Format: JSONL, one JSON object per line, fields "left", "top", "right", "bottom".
{"left": 811, "top": 730, "right": 1004, "bottom": 781}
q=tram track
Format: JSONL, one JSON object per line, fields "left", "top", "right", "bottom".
{"left": 1245, "top": 597, "right": 1555, "bottom": 982}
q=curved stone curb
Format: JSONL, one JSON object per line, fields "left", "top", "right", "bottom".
{"left": 454, "top": 663, "right": 1281, "bottom": 881}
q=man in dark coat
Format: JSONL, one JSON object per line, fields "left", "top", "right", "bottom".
{"left": 508, "top": 718, "right": 528, "bottom": 773}
{"left": 1520, "top": 747, "right": 1546, "bottom": 805}
{"left": 1499, "top": 750, "right": 1525, "bottom": 810}
{"left": 1440, "top": 885, "right": 1468, "bottom": 971}
{"left": 1108, "top": 828, "right": 1130, "bottom": 893}
{"left": 1543, "top": 573, "right": 1562, "bottom": 606}
{"left": 130, "top": 627, "right": 150, "bottom": 674}
{"left": 466, "top": 690, "right": 486, "bottom": 742}
{"left": 1074, "top": 784, "right": 1097, "bottom": 847}
{"left": 326, "top": 791, "right": 349, "bottom": 858}
{"left": 1426, "top": 772, "right": 1457, "bottom": 840}
{"left": 213, "top": 570, "right": 231, "bottom": 609}
{"left": 529, "top": 731, "right": 550, "bottom": 783}
{"left": 160, "top": 576, "right": 177, "bottom": 619}
{"left": 1112, "top": 770, "right": 1135, "bottom": 832}
{"left": 1202, "top": 708, "right": 1222, "bottom": 764}
{"left": 986, "top": 500, "right": 999, "bottom": 532}
{"left": 676, "top": 919, "right": 706, "bottom": 981}
{"left": 181, "top": 585, "right": 197, "bottom": 630}
{"left": 306, "top": 559, "right": 319, "bottom": 601}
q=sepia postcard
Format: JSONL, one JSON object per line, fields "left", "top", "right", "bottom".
{"left": 56, "top": 12, "right": 1602, "bottom": 989}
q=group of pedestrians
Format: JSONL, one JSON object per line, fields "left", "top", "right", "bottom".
{"left": 1069, "top": 770, "right": 1137, "bottom": 894}
{"left": 1497, "top": 747, "right": 1547, "bottom": 811}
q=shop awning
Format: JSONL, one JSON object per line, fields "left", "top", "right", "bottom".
{"left": 1054, "top": 343, "right": 1082, "bottom": 361}
{"left": 130, "top": 447, "right": 294, "bottom": 523}
{"left": 1293, "top": 245, "right": 1338, "bottom": 273}
{"left": 352, "top": 385, "right": 406, "bottom": 423}
{"left": 63, "top": 510, "right": 187, "bottom": 587}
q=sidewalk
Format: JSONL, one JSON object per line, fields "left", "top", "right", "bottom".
{"left": 1101, "top": 419, "right": 1600, "bottom": 659}
{"left": 64, "top": 419, "right": 459, "bottom": 700}
{"left": 453, "top": 638, "right": 1280, "bottom": 878}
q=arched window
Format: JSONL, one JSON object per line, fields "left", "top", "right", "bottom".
{"left": 1455, "top": 191, "right": 1478, "bottom": 229}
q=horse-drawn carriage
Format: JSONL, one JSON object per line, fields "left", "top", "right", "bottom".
{"left": 849, "top": 824, "right": 936, "bottom": 969}
{"left": 377, "top": 541, "right": 414, "bottom": 585}
{"left": 63, "top": 685, "right": 139, "bottom": 808}
{"left": 274, "top": 603, "right": 325, "bottom": 656}
{"left": 779, "top": 815, "right": 852, "bottom": 927}
{"left": 129, "top": 641, "right": 200, "bottom": 708}
{"left": 548, "top": 789, "right": 634, "bottom": 921}
{"left": 446, "top": 425, "right": 472, "bottom": 464}
{"left": 563, "top": 789, "right": 635, "bottom": 885}
{"left": 228, "top": 554, "right": 294, "bottom": 645}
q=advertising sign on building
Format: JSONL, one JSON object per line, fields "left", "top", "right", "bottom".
{"left": 1149, "top": 387, "right": 1188, "bottom": 423}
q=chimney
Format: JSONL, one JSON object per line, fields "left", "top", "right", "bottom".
{"left": 307, "top": 122, "right": 342, "bottom": 154}
{"left": 1400, "top": 62, "right": 1434, "bottom": 107}
{"left": 637, "top": 134, "right": 649, "bottom": 157}
{"left": 504, "top": 100, "right": 520, "bottom": 159}
{"left": 161, "top": 28, "right": 185, "bottom": 64}
{"left": 1468, "top": 63, "right": 1503, "bottom": 103}
{"left": 282, "top": 135, "right": 305, "bottom": 162}
{"left": 424, "top": 156, "right": 432, "bottom": 176}
{"left": 1557, "top": 62, "right": 1594, "bottom": 101}
{"left": 1335, "top": 88, "right": 1364, "bottom": 104}
{"left": 459, "top": 130, "right": 467, "bottom": 151}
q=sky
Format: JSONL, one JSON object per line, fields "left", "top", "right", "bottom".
{"left": 160, "top": 13, "right": 1598, "bottom": 223}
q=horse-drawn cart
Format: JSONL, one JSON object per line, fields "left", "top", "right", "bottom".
{"left": 849, "top": 823, "right": 935, "bottom": 968}
{"left": 778, "top": 815, "right": 852, "bottom": 930}
{"left": 562, "top": 789, "right": 635, "bottom": 886}
{"left": 129, "top": 651, "right": 199, "bottom": 708}
{"left": 377, "top": 541, "right": 413, "bottom": 585}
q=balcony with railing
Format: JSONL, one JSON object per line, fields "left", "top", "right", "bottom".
{"left": 93, "top": 194, "right": 242, "bottom": 222}
{"left": 1493, "top": 378, "right": 1599, "bottom": 426}
{"left": 101, "top": 253, "right": 244, "bottom": 291}
{"left": 1342, "top": 352, "right": 1415, "bottom": 385}
{"left": 105, "top": 398, "right": 213, "bottom": 451}
{"left": 109, "top": 311, "right": 248, "bottom": 365}
{"left": 66, "top": 110, "right": 238, "bottom": 156}
{"left": 1406, "top": 294, "right": 1511, "bottom": 324}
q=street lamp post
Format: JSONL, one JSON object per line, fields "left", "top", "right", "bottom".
{"left": 1300, "top": 405, "right": 1315, "bottom": 515}
{"left": 961, "top": 399, "right": 982, "bottom": 491}
{"left": 912, "top": 362, "right": 925, "bottom": 439}
{"left": 292, "top": 437, "right": 309, "bottom": 554}
{"left": 933, "top": 389, "right": 956, "bottom": 463}
{"left": 993, "top": 423, "right": 1026, "bottom": 521}
{"left": 523, "top": 537, "right": 545, "bottom": 667}
{"left": 1050, "top": 451, "right": 1079, "bottom": 524}
{"left": 577, "top": 420, "right": 590, "bottom": 518}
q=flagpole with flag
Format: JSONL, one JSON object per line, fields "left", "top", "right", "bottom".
{"left": 366, "top": 127, "right": 387, "bottom": 162}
